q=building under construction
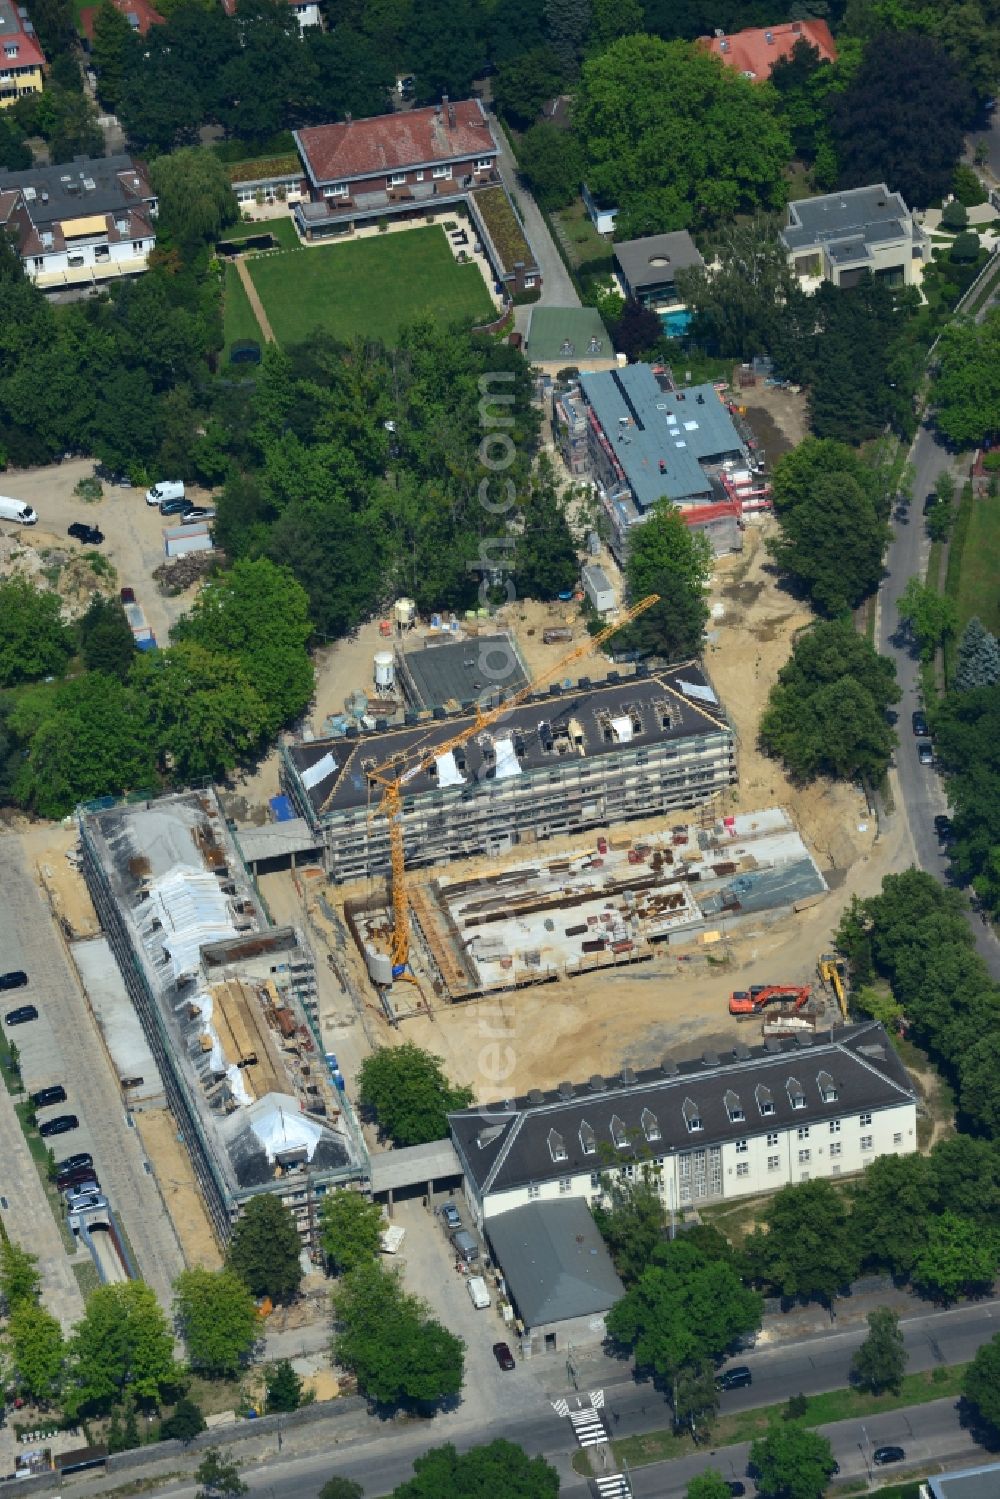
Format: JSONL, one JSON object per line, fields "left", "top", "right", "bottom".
{"left": 281, "top": 663, "right": 737, "bottom": 884}
{"left": 79, "top": 791, "right": 367, "bottom": 1246}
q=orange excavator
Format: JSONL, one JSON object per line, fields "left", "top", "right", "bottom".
{"left": 729, "top": 984, "right": 812, "bottom": 1016}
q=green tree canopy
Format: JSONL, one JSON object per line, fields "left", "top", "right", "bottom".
{"left": 933, "top": 309, "right": 1000, "bottom": 449}
{"left": 160, "top": 1396, "right": 207, "bottom": 1444}
{"left": 959, "top": 1033, "right": 1000, "bottom": 1137}
{"left": 390, "top": 1438, "right": 558, "bottom": 1497}
{"left": 195, "top": 1447, "right": 248, "bottom": 1499}
{"left": 954, "top": 617, "right": 1000, "bottom": 692}
{"left": 333, "top": 1261, "right": 465, "bottom": 1408}
{"left": 7, "top": 1303, "right": 65, "bottom": 1404}
{"left": 625, "top": 500, "right": 712, "bottom": 661}
{"left": 851, "top": 1306, "right": 906, "bottom": 1394}
{"left": 149, "top": 148, "right": 237, "bottom": 248}
{"left": 78, "top": 595, "right": 136, "bottom": 680}
{"left": 319, "top": 1481, "right": 365, "bottom": 1499}
{"left": 930, "top": 687, "right": 1000, "bottom": 918}
{"left": 912, "top": 1210, "right": 999, "bottom": 1303}
{"left": 678, "top": 217, "right": 797, "bottom": 362}
{"left": 748, "top": 1423, "right": 836, "bottom": 1499}
{"left": 515, "top": 121, "right": 584, "bottom": 211}
{"left": 514, "top": 459, "right": 580, "bottom": 598}
{"left": 848, "top": 1151, "right": 936, "bottom": 1279}
{"left": 132, "top": 641, "right": 269, "bottom": 781}
{"left": 357, "top": 1043, "right": 474, "bottom": 1148}
{"left": 963, "top": 1332, "right": 1000, "bottom": 1440}
{"left": 897, "top": 578, "right": 958, "bottom": 663}
{"left": 495, "top": 48, "right": 565, "bottom": 128}
{"left": 591, "top": 1170, "right": 667, "bottom": 1285}
{"left": 0, "top": 1239, "right": 42, "bottom": 1311}
{"left": 64, "top": 1281, "right": 177, "bottom": 1416}
{"left": 574, "top": 35, "right": 791, "bottom": 233}
{"left": 227, "top": 1195, "right": 303, "bottom": 1304}
{"left": 319, "top": 1192, "right": 385, "bottom": 1276}
{"left": 0, "top": 578, "right": 74, "bottom": 687}
{"left": 686, "top": 1471, "right": 733, "bottom": 1499}
{"left": 174, "top": 1268, "right": 260, "bottom": 1379}
{"left": 746, "top": 1180, "right": 859, "bottom": 1304}
{"left": 265, "top": 1358, "right": 303, "bottom": 1413}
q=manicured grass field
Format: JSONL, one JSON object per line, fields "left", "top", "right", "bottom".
{"left": 952, "top": 490, "right": 1000, "bottom": 635}
{"left": 246, "top": 225, "right": 495, "bottom": 346}
{"left": 222, "top": 262, "right": 264, "bottom": 362}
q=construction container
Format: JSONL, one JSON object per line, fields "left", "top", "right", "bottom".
{"left": 394, "top": 597, "right": 416, "bottom": 627}
{"left": 374, "top": 651, "right": 395, "bottom": 689}
{"left": 543, "top": 627, "right": 573, "bottom": 644}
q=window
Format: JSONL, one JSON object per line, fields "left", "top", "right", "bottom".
{"left": 590, "top": 1172, "right": 600, "bottom": 1189}
{"left": 580, "top": 1121, "right": 596, "bottom": 1156}
{"left": 682, "top": 1097, "right": 703, "bottom": 1134}
{"left": 527, "top": 1183, "right": 540, "bottom": 1199}
{"left": 735, "top": 1139, "right": 748, "bottom": 1155}
{"left": 558, "top": 1177, "right": 572, "bottom": 1194}
{"left": 817, "top": 1070, "right": 838, "bottom": 1103}
{"left": 767, "top": 1155, "right": 780, "bottom": 1171}
{"left": 832, "top": 1165, "right": 841, "bottom": 1175}
{"left": 524, "top": 275, "right": 537, "bottom": 287}
{"left": 893, "top": 1132, "right": 903, "bottom": 1145}
{"left": 798, "top": 1149, "right": 811, "bottom": 1164}
{"left": 736, "top": 1162, "right": 749, "bottom": 1178}
{"left": 547, "top": 1128, "right": 567, "bottom": 1164}
{"left": 641, "top": 1108, "right": 661, "bottom": 1143}
{"left": 829, "top": 1119, "right": 841, "bottom": 1134}
{"left": 132, "top": 241, "right": 144, "bottom": 253}
{"left": 475, "top": 157, "right": 492, "bottom": 170}
{"left": 610, "top": 1114, "right": 628, "bottom": 1149}
{"left": 725, "top": 1090, "right": 745, "bottom": 1124}
{"left": 859, "top": 1112, "right": 872, "bottom": 1127}
{"left": 787, "top": 1077, "right": 806, "bottom": 1109}
{"left": 861, "top": 1135, "right": 873, "bottom": 1151}
{"left": 432, "top": 166, "right": 451, "bottom": 179}
{"left": 830, "top": 1142, "right": 842, "bottom": 1158}
{"left": 389, "top": 172, "right": 406, "bottom": 186}
{"left": 756, "top": 1084, "right": 775, "bottom": 1117}
{"left": 415, "top": 170, "right": 425, "bottom": 182}
{"left": 326, "top": 183, "right": 349, "bottom": 199}
{"left": 32, "top": 256, "right": 43, "bottom": 268}
{"left": 797, "top": 1125, "right": 810, "bottom": 1141}
{"left": 766, "top": 1132, "right": 778, "bottom": 1148}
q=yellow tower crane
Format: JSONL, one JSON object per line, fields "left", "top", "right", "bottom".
{"left": 364, "top": 595, "right": 666, "bottom": 977}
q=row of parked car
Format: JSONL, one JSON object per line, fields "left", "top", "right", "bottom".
{"left": 1, "top": 969, "right": 79, "bottom": 1139}
{"left": 145, "top": 480, "right": 214, "bottom": 523}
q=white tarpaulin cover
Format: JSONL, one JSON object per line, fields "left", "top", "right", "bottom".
{"left": 250, "top": 1098, "right": 325, "bottom": 1162}
{"left": 494, "top": 735, "right": 522, "bottom": 779}
{"left": 435, "top": 750, "right": 465, "bottom": 787}
{"left": 145, "top": 867, "right": 239, "bottom": 980}
{"left": 301, "top": 751, "right": 339, "bottom": 790}
{"left": 678, "top": 679, "right": 719, "bottom": 704}
{"left": 611, "top": 715, "right": 633, "bottom": 743}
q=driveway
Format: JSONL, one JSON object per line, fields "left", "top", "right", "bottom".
{"left": 0, "top": 457, "right": 215, "bottom": 642}
{"left": 489, "top": 114, "right": 580, "bottom": 312}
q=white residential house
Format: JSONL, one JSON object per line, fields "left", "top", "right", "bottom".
{"left": 450, "top": 1022, "right": 918, "bottom": 1227}
{"left": 779, "top": 183, "right": 928, "bottom": 292}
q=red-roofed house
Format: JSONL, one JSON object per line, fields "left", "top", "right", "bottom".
{"left": 293, "top": 98, "right": 541, "bottom": 297}
{"left": 699, "top": 18, "right": 836, "bottom": 81}
{"left": 79, "top": 0, "right": 164, "bottom": 43}
{"left": 0, "top": 0, "right": 44, "bottom": 109}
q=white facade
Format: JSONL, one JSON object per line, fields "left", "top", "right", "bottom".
{"left": 29, "top": 230, "right": 154, "bottom": 288}
{"left": 288, "top": 0, "right": 320, "bottom": 26}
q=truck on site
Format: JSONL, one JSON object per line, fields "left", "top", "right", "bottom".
{"left": 0, "top": 496, "right": 37, "bottom": 525}
{"left": 467, "top": 1276, "right": 491, "bottom": 1310}
{"left": 730, "top": 984, "right": 811, "bottom": 1016}
{"left": 145, "top": 479, "right": 185, "bottom": 507}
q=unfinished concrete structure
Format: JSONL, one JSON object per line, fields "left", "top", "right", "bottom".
{"left": 281, "top": 663, "right": 737, "bottom": 883}
{"left": 79, "top": 791, "right": 367, "bottom": 1245}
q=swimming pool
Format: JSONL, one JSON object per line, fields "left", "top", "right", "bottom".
{"left": 660, "top": 307, "right": 692, "bottom": 337}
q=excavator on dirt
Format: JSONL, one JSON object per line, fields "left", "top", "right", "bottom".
{"left": 729, "top": 984, "right": 812, "bottom": 1016}
{"left": 818, "top": 953, "right": 848, "bottom": 1020}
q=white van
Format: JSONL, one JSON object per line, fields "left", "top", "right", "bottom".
{"left": 0, "top": 496, "right": 38, "bottom": 525}
{"left": 467, "top": 1276, "right": 491, "bottom": 1311}
{"left": 145, "top": 480, "right": 185, "bottom": 507}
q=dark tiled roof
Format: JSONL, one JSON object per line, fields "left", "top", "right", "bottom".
{"left": 0, "top": 155, "right": 154, "bottom": 231}
{"left": 451, "top": 1023, "right": 915, "bottom": 1199}
{"left": 613, "top": 232, "right": 705, "bottom": 290}
{"left": 295, "top": 101, "right": 496, "bottom": 187}
{"left": 485, "top": 1199, "right": 624, "bottom": 1327}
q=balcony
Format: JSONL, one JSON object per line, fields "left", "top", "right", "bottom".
{"left": 294, "top": 169, "right": 501, "bottom": 236}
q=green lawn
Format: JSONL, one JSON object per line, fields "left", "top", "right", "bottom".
{"left": 223, "top": 262, "right": 263, "bottom": 362}
{"left": 246, "top": 226, "right": 495, "bottom": 346}
{"left": 951, "top": 491, "right": 1000, "bottom": 634}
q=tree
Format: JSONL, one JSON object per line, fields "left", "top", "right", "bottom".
{"left": 933, "top": 309, "right": 1000, "bottom": 450}
{"left": 333, "top": 1261, "right": 464, "bottom": 1408}
{"left": 160, "top": 1397, "right": 207, "bottom": 1443}
{"left": 605, "top": 1236, "right": 762, "bottom": 1382}
{"left": 951, "top": 230, "right": 981, "bottom": 264}
{"left": 591, "top": 1170, "right": 666, "bottom": 1285}
{"left": 933, "top": 684, "right": 1000, "bottom": 915}
{"left": 319, "top": 1193, "right": 385, "bottom": 1276}
{"left": 748, "top": 1424, "right": 837, "bottom": 1499}
{"left": 514, "top": 460, "right": 579, "bottom": 599}
{"left": 611, "top": 300, "right": 663, "bottom": 362}
{"left": 960, "top": 1033, "right": 1000, "bottom": 1137}
{"left": 90, "top": 0, "right": 137, "bottom": 110}
{"left": 391, "top": 1439, "right": 558, "bottom": 1498}
{"left": 515, "top": 121, "right": 584, "bottom": 211}
{"left": 132, "top": 642, "right": 270, "bottom": 781}
{"left": 953, "top": 164, "right": 987, "bottom": 207}
{"left": 0, "top": 112, "right": 31, "bottom": 171}
{"left": 941, "top": 198, "right": 969, "bottom": 232}
{"left": 174, "top": 1268, "right": 260, "bottom": 1378}
{"left": 574, "top": 36, "right": 791, "bottom": 234}
{"left": 544, "top": 0, "right": 590, "bottom": 73}
{"left": 963, "top": 1332, "right": 1000, "bottom": 1440}
{"left": 678, "top": 217, "right": 798, "bottom": 363}
{"left": 0, "top": 578, "right": 74, "bottom": 687}
{"left": 759, "top": 618, "right": 899, "bottom": 784}
{"left": 227, "top": 1196, "right": 302, "bottom": 1305}
{"left": 745, "top": 1180, "right": 859, "bottom": 1305}
{"left": 78, "top": 595, "right": 136, "bottom": 680}
{"left": 828, "top": 31, "right": 966, "bottom": 208}
{"left": 769, "top": 469, "right": 887, "bottom": 615}
{"left": 672, "top": 1358, "right": 720, "bottom": 1436}
{"left": 848, "top": 1152, "right": 935, "bottom": 1280}
{"left": 195, "top": 1448, "right": 248, "bottom": 1499}
{"left": 319, "top": 1481, "right": 365, "bottom": 1499}
{"left": 64, "top": 1281, "right": 177, "bottom": 1416}
{"left": 357, "top": 1043, "right": 474, "bottom": 1148}
{"left": 265, "top": 1358, "right": 303, "bottom": 1413}
{"left": 149, "top": 149, "right": 238, "bottom": 250}
{"left": 0, "top": 1240, "right": 42, "bottom": 1310}
{"left": 955, "top": 617, "right": 1000, "bottom": 692}
{"left": 851, "top": 1307, "right": 906, "bottom": 1394}
{"left": 7, "top": 1303, "right": 65, "bottom": 1404}
{"left": 686, "top": 1472, "right": 733, "bottom": 1499}
{"left": 625, "top": 501, "right": 712, "bottom": 662}
{"left": 495, "top": 48, "right": 564, "bottom": 129}
{"left": 912, "top": 1210, "right": 999, "bottom": 1303}
{"left": 896, "top": 578, "right": 958, "bottom": 662}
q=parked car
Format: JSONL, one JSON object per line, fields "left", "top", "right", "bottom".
{"left": 30, "top": 1085, "right": 67, "bottom": 1108}
{"left": 492, "top": 1342, "right": 515, "bottom": 1371}
{"left": 923, "top": 490, "right": 938, "bottom": 514}
{"left": 727, "top": 1484, "right": 746, "bottom": 1497}
{"left": 56, "top": 1152, "right": 93, "bottom": 1174}
{"left": 934, "top": 815, "right": 953, "bottom": 840}
{"left": 119, "top": 586, "right": 136, "bottom": 604}
{"left": 39, "top": 1114, "right": 79, "bottom": 1138}
{"left": 57, "top": 1165, "right": 98, "bottom": 1191}
{"left": 160, "top": 497, "right": 194, "bottom": 517}
{"left": 873, "top": 1446, "right": 905, "bottom": 1466}
{"left": 911, "top": 710, "right": 929, "bottom": 736}
{"left": 67, "top": 522, "right": 104, "bottom": 545}
{"left": 917, "top": 740, "right": 934, "bottom": 765}
{"left": 145, "top": 480, "right": 185, "bottom": 507}
{"left": 65, "top": 1192, "right": 106, "bottom": 1213}
{"left": 716, "top": 1366, "right": 752, "bottom": 1391}
{"left": 180, "top": 506, "right": 215, "bottom": 525}
{"left": 4, "top": 1005, "right": 37, "bottom": 1026}
{"left": 441, "top": 1201, "right": 461, "bottom": 1232}
{"left": 0, "top": 970, "right": 28, "bottom": 990}
{"left": 64, "top": 1179, "right": 100, "bottom": 1200}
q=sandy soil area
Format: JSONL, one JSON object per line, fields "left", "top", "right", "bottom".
{"left": 134, "top": 1109, "right": 223, "bottom": 1270}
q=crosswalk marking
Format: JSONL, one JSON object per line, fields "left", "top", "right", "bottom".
{"left": 589, "top": 1388, "right": 605, "bottom": 1409}
{"left": 551, "top": 1397, "right": 570, "bottom": 1417}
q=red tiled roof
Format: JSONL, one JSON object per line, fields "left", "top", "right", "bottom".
{"left": 0, "top": 9, "right": 45, "bottom": 70}
{"left": 79, "top": 0, "right": 164, "bottom": 40}
{"left": 297, "top": 100, "right": 496, "bottom": 186}
{"left": 699, "top": 19, "right": 836, "bottom": 79}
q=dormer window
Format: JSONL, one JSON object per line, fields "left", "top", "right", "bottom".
{"left": 579, "top": 1120, "right": 596, "bottom": 1156}
{"left": 641, "top": 1107, "right": 661, "bottom": 1143}
{"left": 682, "top": 1097, "right": 702, "bottom": 1134}
{"left": 756, "top": 1084, "right": 774, "bottom": 1117}
{"left": 548, "top": 1128, "right": 567, "bottom": 1163}
{"left": 817, "top": 1070, "right": 838, "bottom": 1104}
{"left": 787, "top": 1077, "right": 806, "bottom": 1110}
{"left": 610, "top": 1114, "right": 628, "bottom": 1150}
{"left": 724, "top": 1089, "right": 745, "bottom": 1124}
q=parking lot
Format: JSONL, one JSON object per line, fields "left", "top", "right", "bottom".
{"left": 0, "top": 835, "right": 185, "bottom": 1308}
{"left": 0, "top": 457, "right": 216, "bottom": 642}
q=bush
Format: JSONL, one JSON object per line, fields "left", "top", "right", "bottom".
{"left": 951, "top": 230, "right": 980, "bottom": 263}
{"left": 953, "top": 163, "right": 987, "bottom": 207}
{"left": 941, "top": 199, "right": 969, "bottom": 231}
